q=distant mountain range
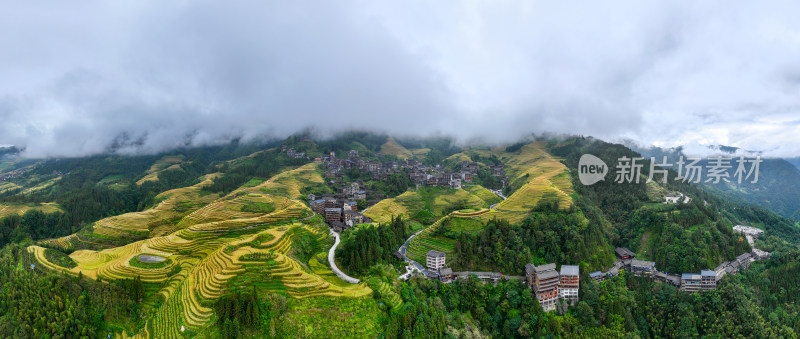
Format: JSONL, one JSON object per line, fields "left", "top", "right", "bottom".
{"left": 630, "top": 143, "right": 800, "bottom": 221}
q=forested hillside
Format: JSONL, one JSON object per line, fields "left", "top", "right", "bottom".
{"left": 0, "top": 133, "right": 798, "bottom": 338}
{"left": 633, "top": 144, "right": 800, "bottom": 221}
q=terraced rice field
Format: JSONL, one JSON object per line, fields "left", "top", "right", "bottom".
{"left": 445, "top": 216, "right": 487, "bottom": 234}
{"left": 308, "top": 252, "right": 352, "bottom": 288}
{"left": 136, "top": 155, "right": 185, "bottom": 185}
{"left": 431, "top": 189, "right": 488, "bottom": 215}
{"left": 445, "top": 142, "right": 573, "bottom": 214}
{"left": 81, "top": 174, "right": 223, "bottom": 242}
{"left": 494, "top": 142, "right": 574, "bottom": 212}
{"left": 406, "top": 234, "right": 456, "bottom": 264}
{"left": 30, "top": 211, "right": 369, "bottom": 337}
{"left": 410, "top": 148, "right": 431, "bottom": 156}
{"left": 404, "top": 216, "right": 457, "bottom": 264}
{"left": 363, "top": 192, "right": 414, "bottom": 224}
{"left": 183, "top": 201, "right": 308, "bottom": 233}
{"left": 464, "top": 185, "right": 502, "bottom": 206}
{"left": 255, "top": 163, "right": 324, "bottom": 199}
{"left": 473, "top": 209, "right": 529, "bottom": 224}
{"left": 379, "top": 137, "right": 413, "bottom": 160}
{"left": 367, "top": 277, "right": 403, "bottom": 311}
{"left": 365, "top": 185, "right": 499, "bottom": 224}
{"left": 0, "top": 202, "right": 63, "bottom": 218}
{"left": 178, "top": 192, "right": 289, "bottom": 227}
{"left": 22, "top": 176, "right": 61, "bottom": 194}
{"left": 0, "top": 181, "right": 20, "bottom": 194}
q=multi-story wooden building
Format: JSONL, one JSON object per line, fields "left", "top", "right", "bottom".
{"left": 532, "top": 263, "right": 559, "bottom": 312}
{"left": 630, "top": 259, "right": 656, "bottom": 276}
{"left": 559, "top": 265, "right": 580, "bottom": 305}
{"left": 589, "top": 271, "right": 606, "bottom": 282}
{"left": 324, "top": 208, "right": 342, "bottom": 222}
{"left": 680, "top": 270, "right": 717, "bottom": 292}
{"left": 700, "top": 270, "right": 716, "bottom": 290}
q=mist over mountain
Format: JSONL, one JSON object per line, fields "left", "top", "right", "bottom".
{"left": 3, "top": 1, "right": 800, "bottom": 157}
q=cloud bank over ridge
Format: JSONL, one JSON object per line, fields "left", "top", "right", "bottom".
{"left": 1, "top": 1, "right": 800, "bottom": 157}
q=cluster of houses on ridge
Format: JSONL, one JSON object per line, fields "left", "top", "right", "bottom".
{"left": 0, "top": 167, "right": 43, "bottom": 182}
{"left": 308, "top": 194, "right": 371, "bottom": 232}
{"left": 590, "top": 225, "right": 770, "bottom": 292}
{"left": 288, "top": 146, "right": 509, "bottom": 230}
{"left": 417, "top": 225, "right": 770, "bottom": 312}
{"left": 309, "top": 148, "right": 508, "bottom": 189}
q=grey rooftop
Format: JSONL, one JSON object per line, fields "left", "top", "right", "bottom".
{"left": 534, "top": 263, "right": 556, "bottom": 273}
{"left": 427, "top": 250, "right": 446, "bottom": 258}
{"left": 560, "top": 265, "right": 580, "bottom": 276}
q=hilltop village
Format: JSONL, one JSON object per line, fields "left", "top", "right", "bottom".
{"left": 7, "top": 134, "right": 798, "bottom": 338}
{"left": 288, "top": 145, "right": 776, "bottom": 313}
{"left": 286, "top": 145, "right": 507, "bottom": 231}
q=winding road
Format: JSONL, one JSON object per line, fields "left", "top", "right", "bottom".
{"left": 328, "top": 230, "right": 361, "bottom": 284}
{"left": 397, "top": 227, "right": 433, "bottom": 275}
{"left": 394, "top": 187, "right": 511, "bottom": 278}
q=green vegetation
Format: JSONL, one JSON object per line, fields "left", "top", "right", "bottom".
{"left": 205, "top": 150, "right": 310, "bottom": 194}
{"left": 364, "top": 186, "right": 495, "bottom": 225}
{"left": 337, "top": 217, "right": 408, "bottom": 275}
{"left": 243, "top": 177, "right": 265, "bottom": 187}
{"left": 0, "top": 209, "right": 66, "bottom": 248}
{"left": 288, "top": 226, "right": 327, "bottom": 264}
{"left": 43, "top": 248, "right": 77, "bottom": 268}
{"left": 1, "top": 133, "right": 799, "bottom": 338}
{"left": 448, "top": 204, "right": 614, "bottom": 273}
{"left": 0, "top": 244, "right": 145, "bottom": 337}
{"left": 282, "top": 296, "right": 384, "bottom": 337}
{"left": 550, "top": 137, "right": 800, "bottom": 272}
{"left": 213, "top": 291, "right": 277, "bottom": 338}
{"left": 241, "top": 201, "right": 275, "bottom": 214}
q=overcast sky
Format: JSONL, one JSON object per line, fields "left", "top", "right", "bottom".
{"left": 2, "top": 0, "right": 800, "bottom": 157}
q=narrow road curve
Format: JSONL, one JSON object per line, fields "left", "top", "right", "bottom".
{"left": 396, "top": 188, "right": 511, "bottom": 279}
{"left": 328, "top": 229, "right": 361, "bottom": 284}
{"left": 489, "top": 189, "right": 508, "bottom": 210}
{"left": 397, "top": 227, "right": 432, "bottom": 275}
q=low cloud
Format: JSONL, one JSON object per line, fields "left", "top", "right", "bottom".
{"left": 1, "top": 1, "right": 799, "bottom": 157}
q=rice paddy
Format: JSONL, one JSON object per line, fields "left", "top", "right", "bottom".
{"left": 0, "top": 181, "right": 20, "bottom": 194}
{"left": 40, "top": 174, "right": 224, "bottom": 251}
{"left": 23, "top": 141, "right": 577, "bottom": 338}
{"left": 30, "top": 215, "right": 371, "bottom": 337}
{"left": 21, "top": 176, "right": 61, "bottom": 194}
{"left": 27, "top": 160, "right": 374, "bottom": 338}
{"left": 363, "top": 192, "right": 414, "bottom": 224}
{"left": 254, "top": 163, "right": 324, "bottom": 199}
{"left": 379, "top": 137, "right": 413, "bottom": 160}
{"left": 136, "top": 155, "right": 185, "bottom": 185}
{"left": 364, "top": 185, "right": 499, "bottom": 224}
{"left": 0, "top": 202, "right": 63, "bottom": 218}
{"left": 494, "top": 142, "right": 574, "bottom": 212}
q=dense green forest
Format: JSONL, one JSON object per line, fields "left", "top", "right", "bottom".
{"left": 549, "top": 137, "right": 800, "bottom": 271}
{"left": 447, "top": 207, "right": 614, "bottom": 274}
{"left": 337, "top": 217, "right": 408, "bottom": 274}
{"left": 0, "top": 243, "right": 144, "bottom": 338}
